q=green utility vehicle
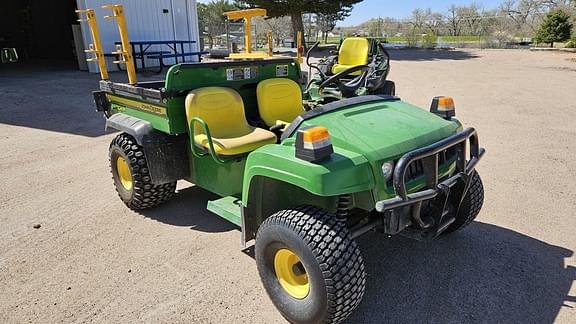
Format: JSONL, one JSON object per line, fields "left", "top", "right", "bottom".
{"left": 92, "top": 39, "right": 484, "bottom": 323}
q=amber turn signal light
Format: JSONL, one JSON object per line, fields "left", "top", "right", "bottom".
{"left": 430, "top": 96, "right": 456, "bottom": 119}
{"left": 295, "top": 126, "right": 334, "bottom": 162}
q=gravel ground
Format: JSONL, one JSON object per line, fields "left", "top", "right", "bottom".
{"left": 1, "top": 49, "right": 575, "bottom": 323}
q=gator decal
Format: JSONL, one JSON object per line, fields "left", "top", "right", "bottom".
{"left": 107, "top": 95, "right": 167, "bottom": 117}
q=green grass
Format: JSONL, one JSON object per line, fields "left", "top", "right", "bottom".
{"left": 437, "top": 35, "right": 483, "bottom": 42}
{"left": 322, "top": 35, "right": 484, "bottom": 44}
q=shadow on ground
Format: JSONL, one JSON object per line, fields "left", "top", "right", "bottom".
{"left": 121, "top": 182, "right": 576, "bottom": 322}
{"left": 388, "top": 49, "right": 480, "bottom": 61}
{"left": 0, "top": 60, "right": 162, "bottom": 137}
{"left": 137, "top": 186, "right": 237, "bottom": 233}
{"left": 346, "top": 222, "right": 575, "bottom": 324}
{"left": 138, "top": 186, "right": 575, "bottom": 323}
{"left": 308, "top": 48, "right": 479, "bottom": 62}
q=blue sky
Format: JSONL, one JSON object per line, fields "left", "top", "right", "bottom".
{"left": 339, "top": 0, "right": 502, "bottom": 26}
{"left": 197, "top": 0, "right": 503, "bottom": 26}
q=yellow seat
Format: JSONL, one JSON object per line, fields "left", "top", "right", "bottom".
{"left": 185, "top": 87, "right": 276, "bottom": 156}
{"left": 331, "top": 37, "right": 370, "bottom": 75}
{"left": 256, "top": 78, "right": 305, "bottom": 128}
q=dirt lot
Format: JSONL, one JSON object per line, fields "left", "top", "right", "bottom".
{"left": 1, "top": 49, "right": 575, "bottom": 323}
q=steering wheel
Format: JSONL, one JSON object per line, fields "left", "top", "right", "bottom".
{"left": 318, "top": 64, "right": 370, "bottom": 99}
{"left": 366, "top": 42, "right": 391, "bottom": 92}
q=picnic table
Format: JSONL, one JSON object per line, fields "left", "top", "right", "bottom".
{"left": 114, "top": 40, "right": 208, "bottom": 73}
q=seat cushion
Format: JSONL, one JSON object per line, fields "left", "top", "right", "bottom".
{"left": 194, "top": 126, "right": 276, "bottom": 156}
{"left": 331, "top": 63, "right": 363, "bottom": 75}
{"left": 257, "top": 78, "right": 304, "bottom": 127}
{"left": 332, "top": 37, "right": 369, "bottom": 75}
{"left": 185, "top": 86, "right": 277, "bottom": 156}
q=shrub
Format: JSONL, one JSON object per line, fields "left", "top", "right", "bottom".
{"left": 566, "top": 36, "right": 576, "bottom": 48}
{"left": 405, "top": 32, "right": 419, "bottom": 47}
{"left": 421, "top": 33, "right": 438, "bottom": 49}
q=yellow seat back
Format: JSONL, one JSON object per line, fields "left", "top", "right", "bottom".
{"left": 185, "top": 87, "right": 252, "bottom": 138}
{"left": 256, "top": 78, "right": 304, "bottom": 127}
{"left": 338, "top": 37, "right": 370, "bottom": 66}
{"left": 331, "top": 37, "right": 370, "bottom": 74}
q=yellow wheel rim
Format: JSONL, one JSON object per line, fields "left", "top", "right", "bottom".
{"left": 274, "top": 249, "right": 310, "bottom": 299}
{"left": 116, "top": 156, "right": 133, "bottom": 190}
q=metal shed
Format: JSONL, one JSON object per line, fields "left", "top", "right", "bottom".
{"left": 76, "top": 0, "right": 200, "bottom": 73}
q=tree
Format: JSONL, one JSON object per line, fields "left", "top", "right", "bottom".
{"left": 197, "top": 0, "right": 238, "bottom": 49}
{"left": 498, "top": 0, "right": 563, "bottom": 35}
{"left": 317, "top": 13, "right": 345, "bottom": 43}
{"left": 534, "top": 9, "right": 573, "bottom": 46}
{"left": 410, "top": 8, "right": 427, "bottom": 33}
{"left": 446, "top": 5, "right": 464, "bottom": 36}
{"left": 238, "top": 0, "right": 362, "bottom": 47}
{"left": 254, "top": 16, "right": 292, "bottom": 46}
{"left": 458, "top": 3, "right": 482, "bottom": 35}
{"left": 423, "top": 9, "right": 444, "bottom": 35}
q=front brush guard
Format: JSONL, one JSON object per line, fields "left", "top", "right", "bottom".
{"left": 374, "top": 127, "right": 485, "bottom": 239}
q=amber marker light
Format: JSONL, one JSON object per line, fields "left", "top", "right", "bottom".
{"left": 430, "top": 96, "right": 456, "bottom": 119}
{"left": 296, "top": 126, "right": 334, "bottom": 162}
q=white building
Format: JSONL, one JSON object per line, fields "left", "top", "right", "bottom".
{"left": 76, "top": 0, "right": 200, "bottom": 73}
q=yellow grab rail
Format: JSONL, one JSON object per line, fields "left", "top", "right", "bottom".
{"left": 76, "top": 9, "right": 109, "bottom": 80}
{"left": 267, "top": 32, "right": 273, "bottom": 57}
{"left": 102, "top": 4, "right": 137, "bottom": 85}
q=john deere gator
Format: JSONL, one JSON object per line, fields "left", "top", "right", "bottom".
{"left": 82, "top": 6, "right": 485, "bottom": 323}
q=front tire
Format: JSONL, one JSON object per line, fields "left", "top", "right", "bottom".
{"left": 255, "top": 206, "right": 366, "bottom": 324}
{"left": 444, "top": 171, "right": 484, "bottom": 234}
{"left": 109, "top": 133, "right": 176, "bottom": 210}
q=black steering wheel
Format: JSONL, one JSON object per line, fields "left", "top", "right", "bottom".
{"left": 364, "top": 42, "right": 391, "bottom": 92}
{"left": 318, "top": 64, "right": 370, "bottom": 99}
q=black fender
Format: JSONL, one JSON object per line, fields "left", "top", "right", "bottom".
{"left": 93, "top": 91, "right": 110, "bottom": 113}
{"left": 106, "top": 113, "right": 189, "bottom": 184}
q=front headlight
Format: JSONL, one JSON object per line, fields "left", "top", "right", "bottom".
{"left": 381, "top": 161, "right": 394, "bottom": 182}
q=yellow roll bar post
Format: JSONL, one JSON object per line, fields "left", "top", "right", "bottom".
{"left": 102, "top": 4, "right": 137, "bottom": 85}
{"left": 223, "top": 8, "right": 268, "bottom": 59}
{"left": 245, "top": 15, "right": 252, "bottom": 54}
{"left": 267, "top": 32, "right": 273, "bottom": 57}
{"left": 76, "top": 9, "right": 109, "bottom": 80}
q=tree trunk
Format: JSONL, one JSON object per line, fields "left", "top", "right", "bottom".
{"left": 290, "top": 12, "right": 306, "bottom": 50}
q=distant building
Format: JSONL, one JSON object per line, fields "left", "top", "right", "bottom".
{"left": 0, "top": 0, "right": 200, "bottom": 72}
{"left": 77, "top": 0, "right": 201, "bottom": 72}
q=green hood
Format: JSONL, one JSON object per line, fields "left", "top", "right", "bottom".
{"left": 298, "top": 100, "right": 460, "bottom": 162}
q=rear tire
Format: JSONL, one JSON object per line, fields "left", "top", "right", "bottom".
{"left": 109, "top": 133, "right": 176, "bottom": 210}
{"left": 255, "top": 206, "right": 366, "bottom": 324}
{"left": 443, "top": 171, "right": 484, "bottom": 234}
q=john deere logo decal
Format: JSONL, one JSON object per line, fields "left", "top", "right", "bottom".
{"left": 107, "top": 95, "right": 167, "bottom": 116}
